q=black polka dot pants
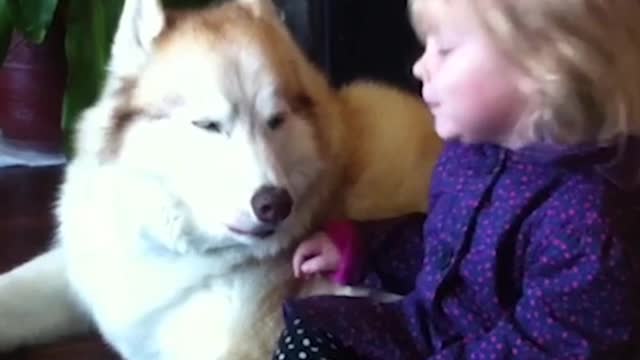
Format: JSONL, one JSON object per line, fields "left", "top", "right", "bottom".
{"left": 272, "top": 317, "right": 358, "bottom": 360}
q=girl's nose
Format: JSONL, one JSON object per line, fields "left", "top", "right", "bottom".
{"left": 412, "top": 50, "right": 430, "bottom": 83}
{"left": 413, "top": 45, "right": 437, "bottom": 84}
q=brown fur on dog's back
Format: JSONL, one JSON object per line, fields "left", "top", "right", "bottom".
{"left": 336, "top": 82, "right": 441, "bottom": 220}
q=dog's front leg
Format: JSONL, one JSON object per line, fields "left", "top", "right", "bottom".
{"left": 0, "top": 247, "right": 92, "bottom": 351}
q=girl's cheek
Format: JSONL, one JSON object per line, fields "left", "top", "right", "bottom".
{"left": 435, "top": 59, "right": 477, "bottom": 107}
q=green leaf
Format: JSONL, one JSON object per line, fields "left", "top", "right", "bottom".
{"left": 62, "top": 0, "right": 124, "bottom": 155}
{"left": 0, "top": 0, "right": 14, "bottom": 63}
{"left": 8, "top": 0, "right": 58, "bottom": 44}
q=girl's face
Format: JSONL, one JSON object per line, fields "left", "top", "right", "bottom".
{"left": 412, "top": 2, "right": 530, "bottom": 147}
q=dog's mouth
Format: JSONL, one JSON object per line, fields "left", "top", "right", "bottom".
{"left": 227, "top": 225, "right": 276, "bottom": 239}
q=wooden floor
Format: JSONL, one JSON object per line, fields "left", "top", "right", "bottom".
{"left": 0, "top": 166, "right": 118, "bottom": 360}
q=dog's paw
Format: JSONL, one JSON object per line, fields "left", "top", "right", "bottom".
{"left": 148, "top": 204, "right": 198, "bottom": 255}
{"left": 125, "top": 179, "right": 203, "bottom": 255}
{"left": 162, "top": 208, "right": 196, "bottom": 254}
{"left": 135, "top": 191, "right": 197, "bottom": 255}
{"left": 0, "top": 274, "right": 51, "bottom": 351}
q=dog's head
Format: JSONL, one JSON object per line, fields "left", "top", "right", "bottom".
{"left": 84, "top": 0, "right": 341, "bottom": 256}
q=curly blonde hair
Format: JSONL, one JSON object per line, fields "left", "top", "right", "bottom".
{"left": 409, "top": 0, "right": 640, "bottom": 146}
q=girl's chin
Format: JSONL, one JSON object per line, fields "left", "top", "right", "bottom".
{"left": 433, "top": 117, "right": 460, "bottom": 141}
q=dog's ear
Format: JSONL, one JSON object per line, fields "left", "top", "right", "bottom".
{"left": 109, "top": 0, "right": 165, "bottom": 77}
{"left": 236, "top": 0, "right": 279, "bottom": 19}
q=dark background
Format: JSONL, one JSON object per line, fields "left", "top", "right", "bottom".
{"left": 275, "top": 0, "right": 422, "bottom": 92}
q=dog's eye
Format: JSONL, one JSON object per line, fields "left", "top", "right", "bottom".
{"left": 267, "top": 113, "right": 285, "bottom": 130}
{"left": 192, "top": 119, "right": 222, "bottom": 133}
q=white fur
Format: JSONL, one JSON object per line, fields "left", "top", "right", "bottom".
{"left": 109, "top": 0, "right": 164, "bottom": 78}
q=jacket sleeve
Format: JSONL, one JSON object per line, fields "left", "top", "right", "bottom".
{"left": 325, "top": 212, "right": 426, "bottom": 295}
{"left": 427, "top": 222, "right": 635, "bottom": 359}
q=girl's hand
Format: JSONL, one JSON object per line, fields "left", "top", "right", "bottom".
{"left": 292, "top": 232, "right": 341, "bottom": 278}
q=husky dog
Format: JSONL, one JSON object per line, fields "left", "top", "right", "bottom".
{"left": 0, "top": 0, "right": 441, "bottom": 358}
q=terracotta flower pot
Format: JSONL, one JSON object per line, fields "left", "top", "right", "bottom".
{"left": 0, "top": 7, "right": 67, "bottom": 152}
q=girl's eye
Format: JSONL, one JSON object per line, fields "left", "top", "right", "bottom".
{"left": 192, "top": 119, "right": 222, "bottom": 133}
{"left": 437, "top": 46, "right": 455, "bottom": 57}
{"left": 426, "top": 37, "right": 456, "bottom": 58}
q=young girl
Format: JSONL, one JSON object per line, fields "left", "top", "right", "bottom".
{"left": 273, "top": 0, "right": 640, "bottom": 359}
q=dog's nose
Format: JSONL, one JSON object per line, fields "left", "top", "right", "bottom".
{"left": 251, "top": 186, "right": 293, "bottom": 225}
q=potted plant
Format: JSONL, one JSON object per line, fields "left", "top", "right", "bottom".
{"left": 0, "top": 0, "right": 214, "bottom": 155}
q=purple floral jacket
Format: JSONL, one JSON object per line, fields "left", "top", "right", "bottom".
{"left": 285, "top": 139, "right": 640, "bottom": 359}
